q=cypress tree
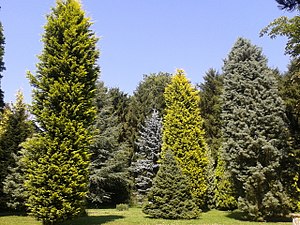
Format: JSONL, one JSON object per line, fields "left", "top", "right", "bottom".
{"left": 0, "top": 21, "right": 5, "bottom": 111}
{"left": 162, "top": 69, "right": 208, "bottom": 209}
{"left": 132, "top": 109, "right": 162, "bottom": 205}
{"left": 24, "top": 0, "right": 99, "bottom": 224}
{"left": 143, "top": 149, "right": 200, "bottom": 219}
{"left": 221, "top": 38, "right": 291, "bottom": 220}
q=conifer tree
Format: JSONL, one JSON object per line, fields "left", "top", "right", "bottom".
{"left": 0, "top": 91, "right": 34, "bottom": 210}
{"left": 143, "top": 149, "right": 200, "bottom": 219}
{"left": 162, "top": 69, "right": 208, "bottom": 209}
{"left": 0, "top": 22, "right": 5, "bottom": 111}
{"left": 221, "top": 38, "right": 291, "bottom": 220}
{"left": 132, "top": 109, "right": 162, "bottom": 204}
{"left": 127, "top": 72, "right": 171, "bottom": 149}
{"left": 89, "top": 82, "right": 131, "bottom": 206}
{"left": 213, "top": 152, "right": 237, "bottom": 210}
{"left": 278, "top": 61, "right": 300, "bottom": 210}
{"left": 198, "top": 69, "right": 223, "bottom": 208}
{"left": 24, "top": 0, "right": 99, "bottom": 224}
{"left": 198, "top": 69, "right": 223, "bottom": 161}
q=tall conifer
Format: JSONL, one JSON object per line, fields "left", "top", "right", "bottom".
{"left": 162, "top": 69, "right": 208, "bottom": 209}
{"left": 24, "top": 0, "right": 99, "bottom": 224}
{"left": 221, "top": 38, "right": 290, "bottom": 220}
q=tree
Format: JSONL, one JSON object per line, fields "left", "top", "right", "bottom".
{"left": 132, "top": 109, "right": 162, "bottom": 205}
{"left": 221, "top": 38, "right": 291, "bottom": 221}
{"left": 276, "top": 0, "right": 300, "bottom": 11}
{"left": 0, "top": 91, "right": 34, "bottom": 210}
{"left": 0, "top": 21, "right": 5, "bottom": 111}
{"left": 127, "top": 72, "right": 171, "bottom": 149}
{"left": 261, "top": 3, "right": 300, "bottom": 211}
{"left": 278, "top": 60, "right": 300, "bottom": 210}
{"left": 89, "top": 82, "right": 131, "bottom": 206}
{"left": 143, "top": 149, "right": 200, "bottom": 219}
{"left": 213, "top": 152, "right": 237, "bottom": 210}
{"left": 198, "top": 69, "right": 223, "bottom": 161}
{"left": 162, "top": 69, "right": 208, "bottom": 209}
{"left": 24, "top": 0, "right": 99, "bottom": 224}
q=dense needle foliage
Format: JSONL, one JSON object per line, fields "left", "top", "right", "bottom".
{"left": 24, "top": 0, "right": 100, "bottom": 224}
{"left": 162, "top": 69, "right": 208, "bottom": 209}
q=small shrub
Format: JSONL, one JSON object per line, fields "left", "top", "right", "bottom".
{"left": 116, "top": 203, "right": 129, "bottom": 211}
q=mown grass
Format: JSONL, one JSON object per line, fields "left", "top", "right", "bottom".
{"left": 0, "top": 208, "right": 292, "bottom": 225}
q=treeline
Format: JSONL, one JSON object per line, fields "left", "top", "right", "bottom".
{"left": 0, "top": 0, "right": 300, "bottom": 224}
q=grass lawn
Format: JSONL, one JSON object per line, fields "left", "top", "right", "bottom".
{"left": 0, "top": 208, "right": 292, "bottom": 225}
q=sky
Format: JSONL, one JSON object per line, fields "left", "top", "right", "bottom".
{"left": 0, "top": 0, "right": 296, "bottom": 103}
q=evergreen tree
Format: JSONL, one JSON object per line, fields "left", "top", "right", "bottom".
{"left": 127, "top": 72, "right": 171, "bottom": 149}
{"left": 278, "top": 60, "right": 300, "bottom": 210}
{"left": 162, "top": 69, "right": 208, "bottom": 209}
{"left": 24, "top": 0, "right": 99, "bottom": 224}
{"left": 89, "top": 82, "right": 131, "bottom": 206}
{"left": 143, "top": 149, "right": 200, "bottom": 219}
{"left": 0, "top": 91, "right": 34, "bottom": 210}
{"left": 261, "top": 4, "right": 300, "bottom": 211}
{"left": 213, "top": 152, "right": 237, "bottom": 210}
{"left": 0, "top": 21, "right": 5, "bottom": 111}
{"left": 198, "top": 69, "right": 223, "bottom": 161}
{"left": 221, "top": 38, "right": 291, "bottom": 221}
{"left": 132, "top": 109, "right": 162, "bottom": 205}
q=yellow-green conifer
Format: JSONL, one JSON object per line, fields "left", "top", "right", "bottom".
{"left": 162, "top": 69, "right": 208, "bottom": 209}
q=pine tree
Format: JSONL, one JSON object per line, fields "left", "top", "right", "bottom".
{"left": 221, "top": 38, "right": 291, "bottom": 221}
{"left": 132, "top": 109, "right": 162, "bottom": 205}
{"left": 24, "top": 0, "right": 99, "bottom": 224}
{"left": 162, "top": 69, "right": 208, "bottom": 209}
{"left": 89, "top": 82, "right": 131, "bottom": 206}
{"left": 0, "top": 21, "right": 5, "bottom": 111}
{"left": 143, "top": 149, "right": 200, "bottom": 219}
{"left": 0, "top": 91, "right": 34, "bottom": 210}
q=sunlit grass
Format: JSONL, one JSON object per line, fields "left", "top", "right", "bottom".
{"left": 0, "top": 208, "right": 292, "bottom": 225}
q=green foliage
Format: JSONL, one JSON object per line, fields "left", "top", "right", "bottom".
{"left": 221, "top": 38, "right": 291, "bottom": 220}
{"left": 116, "top": 203, "right": 129, "bottom": 211}
{"left": 198, "top": 69, "right": 223, "bottom": 161}
{"left": 89, "top": 82, "right": 131, "bottom": 206}
{"left": 278, "top": 61, "right": 300, "bottom": 210}
{"left": 198, "top": 69, "right": 223, "bottom": 209}
{"left": 143, "top": 150, "right": 200, "bottom": 219}
{"left": 0, "top": 21, "right": 5, "bottom": 111}
{"left": 24, "top": 0, "right": 99, "bottom": 224}
{"left": 213, "top": 152, "right": 237, "bottom": 210}
{"left": 0, "top": 91, "right": 34, "bottom": 210}
{"left": 162, "top": 69, "right": 208, "bottom": 209}
{"left": 127, "top": 72, "right": 171, "bottom": 148}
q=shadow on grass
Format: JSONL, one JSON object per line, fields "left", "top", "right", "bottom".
{"left": 62, "top": 215, "right": 124, "bottom": 225}
{"left": 226, "top": 211, "right": 292, "bottom": 223}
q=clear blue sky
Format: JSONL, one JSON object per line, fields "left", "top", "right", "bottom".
{"left": 0, "top": 0, "right": 296, "bottom": 103}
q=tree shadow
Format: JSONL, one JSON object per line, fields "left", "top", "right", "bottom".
{"left": 62, "top": 215, "right": 124, "bottom": 225}
{"left": 226, "top": 211, "right": 292, "bottom": 223}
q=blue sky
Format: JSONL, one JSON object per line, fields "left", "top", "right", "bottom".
{"left": 0, "top": 0, "right": 296, "bottom": 103}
